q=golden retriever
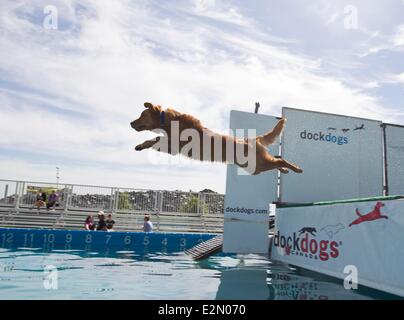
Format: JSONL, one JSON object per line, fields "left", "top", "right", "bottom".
{"left": 130, "top": 102, "right": 303, "bottom": 175}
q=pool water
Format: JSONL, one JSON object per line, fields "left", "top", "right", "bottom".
{"left": 0, "top": 247, "right": 400, "bottom": 300}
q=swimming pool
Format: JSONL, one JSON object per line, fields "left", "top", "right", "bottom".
{"left": 0, "top": 228, "right": 400, "bottom": 300}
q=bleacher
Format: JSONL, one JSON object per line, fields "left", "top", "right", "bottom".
{"left": 0, "top": 206, "right": 224, "bottom": 234}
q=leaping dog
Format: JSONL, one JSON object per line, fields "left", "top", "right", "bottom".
{"left": 130, "top": 102, "right": 303, "bottom": 175}
{"left": 349, "top": 202, "right": 388, "bottom": 227}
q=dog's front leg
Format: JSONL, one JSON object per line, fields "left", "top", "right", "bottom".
{"left": 135, "top": 137, "right": 161, "bottom": 151}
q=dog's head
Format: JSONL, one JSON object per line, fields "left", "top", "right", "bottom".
{"left": 375, "top": 202, "right": 385, "bottom": 209}
{"left": 130, "top": 102, "right": 162, "bottom": 132}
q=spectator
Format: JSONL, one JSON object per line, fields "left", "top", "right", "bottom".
{"left": 85, "top": 215, "right": 95, "bottom": 231}
{"left": 96, "top": 211, "right": 108, "bottom": 231}
{"left": 143, "top": 215, "right": 153, "bottom": 233}
{"left": 34, "top": 189, "right": 46, "bottom": 211}
{"left": 46, "top": 190, "right": 59, "bottom": 211}
{"left": 106, "top": 214, "right": 115, "bottom": 231}
{"left": 41, "top": 190, "right": 47, "bottom": 203}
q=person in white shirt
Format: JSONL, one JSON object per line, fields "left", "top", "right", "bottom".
{"left": 143, "top": 215, "right": 153, "bottom": 232}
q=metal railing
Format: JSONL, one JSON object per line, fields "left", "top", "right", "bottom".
{"left": 0, "top": 179, "right": 225, "bottom": 216}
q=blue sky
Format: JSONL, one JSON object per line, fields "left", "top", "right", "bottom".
{"left": 0, "top": 0, "right": 403, "bottom": 193}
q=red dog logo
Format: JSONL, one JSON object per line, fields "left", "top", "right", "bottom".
{"left": 349, "top": 202, "right": 388, "bottom": 227}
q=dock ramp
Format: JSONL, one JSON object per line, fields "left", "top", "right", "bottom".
{"left": 185, "top": 235, "right": 223, "bottom": 260}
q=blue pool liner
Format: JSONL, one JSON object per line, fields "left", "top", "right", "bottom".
{"left": 0, "top": 227, "right": 217, "bottom": 253}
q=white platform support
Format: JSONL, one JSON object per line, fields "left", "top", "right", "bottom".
{"left": 223, "top": 111, "right": 279, "bottom": 254}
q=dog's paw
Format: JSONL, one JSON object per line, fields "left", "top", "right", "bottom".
{"left": 279, "top": 168, "right": 289, "bottom": 174}
{"left": 295, "top": 167, "right": 303, "bottom": 173}
{"left": 135, "top": 145, "right": 144, "bottom": 151}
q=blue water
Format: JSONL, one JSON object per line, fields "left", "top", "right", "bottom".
{"left": 0, "top": 247, "right": 400, "bottom": 300}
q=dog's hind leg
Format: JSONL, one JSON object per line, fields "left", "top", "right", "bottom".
{"left": 257, "top": 158, "right": 302, "bottom": 174}
{"left": 257, "top": 118, "right": 286, "bottom": 147}
{"left": 254, "top": 156, "right": 302, "bottom": 174}
{"left": 277, "top": 159, "right": 303, "bottom": 173}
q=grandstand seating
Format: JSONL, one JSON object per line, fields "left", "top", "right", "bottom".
{"left": 0, "top": 206, "right": 224, "bottom": 234}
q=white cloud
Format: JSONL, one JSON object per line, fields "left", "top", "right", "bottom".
{"left": 361, "top": 72, "right": 404, "bottom": 89}
{"left": 361, "top": 23, "right": 404, "bottom": 56}
{"left": 302, "top": 1, "right": 404, "bottom": 59}
{"left": 364, "top": 81, "right": 380, "bottom": 89}
{"left": 393, "top": 24, "right": 404, "bottom": 47}
{"left": 190, "top": 0, "right": 252, "bottom": 27}
{"left": 396, "top": 72, "right": 404, "bottom": 83}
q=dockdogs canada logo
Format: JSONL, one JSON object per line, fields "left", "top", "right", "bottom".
{"left": 274, "top": 227, "right": 340, "bottom": 261}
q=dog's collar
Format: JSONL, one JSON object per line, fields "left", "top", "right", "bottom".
{"left": 160, "top": 110, "right": 165, "bottom": 126}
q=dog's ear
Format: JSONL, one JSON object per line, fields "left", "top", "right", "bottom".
{"left": 144, "top": 102, "right": 161, "bottom": 113}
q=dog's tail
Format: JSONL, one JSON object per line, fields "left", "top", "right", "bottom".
{"left": 257, "top": 118, "right": 286, "bottom": 146}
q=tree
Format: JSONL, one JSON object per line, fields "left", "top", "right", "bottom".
{"left": 180, "top": 195, "right": 209, "bottom": 215}
{"left": 117, "top": 192, "right": 133, "bottom": 211}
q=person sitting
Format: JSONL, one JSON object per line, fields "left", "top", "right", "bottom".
{"left": 46, "top": 190, "right": 59, "bottom": 211}
{"left": 143, "top": 215, "right": 153, "bottom": 233}
{"left": 85, "top": 215, "right": 95, "bottom": 231}
{"left": 34, "top": 189, "right": 46, "bottom": 211}
{"left": 106, "top": 214, "right": 115, "bottom": 231}
{"left": 41, "top": 190, "right": 47, "bottom": 203}
{"left": 96, "top": 211, "right": 108, "bottom": 231}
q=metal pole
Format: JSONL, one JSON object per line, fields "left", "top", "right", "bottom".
{"left": 197, "top": 193, "right": 201, "bottom": 216}
{"left": 157, "top": 191, "right": 163, "bottom": 231}
{"left": 21, "top": 181, "right": 25, "bottom": 208}
{"left": 154, "top": 191, "right": 158, "bottom": 212}
{"left": 114, "top": 190, "right": 119, "bottom": 213}
{"left": 382, "top": 124, "right": 389, "bottom": 196}
{"left": 63, "top": 185, "right": 70, "bottom": 214}
{"left": 254, "top": 102, "right": 260, "bottom": 114}
{"left": 56, "top": 167, "right": 60, "bottom": 189}
{"left": 14, "top": 181, "right": 20, "bottom": 212}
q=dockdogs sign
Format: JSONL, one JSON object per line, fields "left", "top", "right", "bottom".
{"left": 271, "top": 197, "right": 404, "bottom": 297}
{"left": 280, "top": 108, "right": 384, "bottom": 203}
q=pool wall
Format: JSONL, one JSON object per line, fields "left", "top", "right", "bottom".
{"left": 0, "top": 227, "right": 216, "bottom": 253}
